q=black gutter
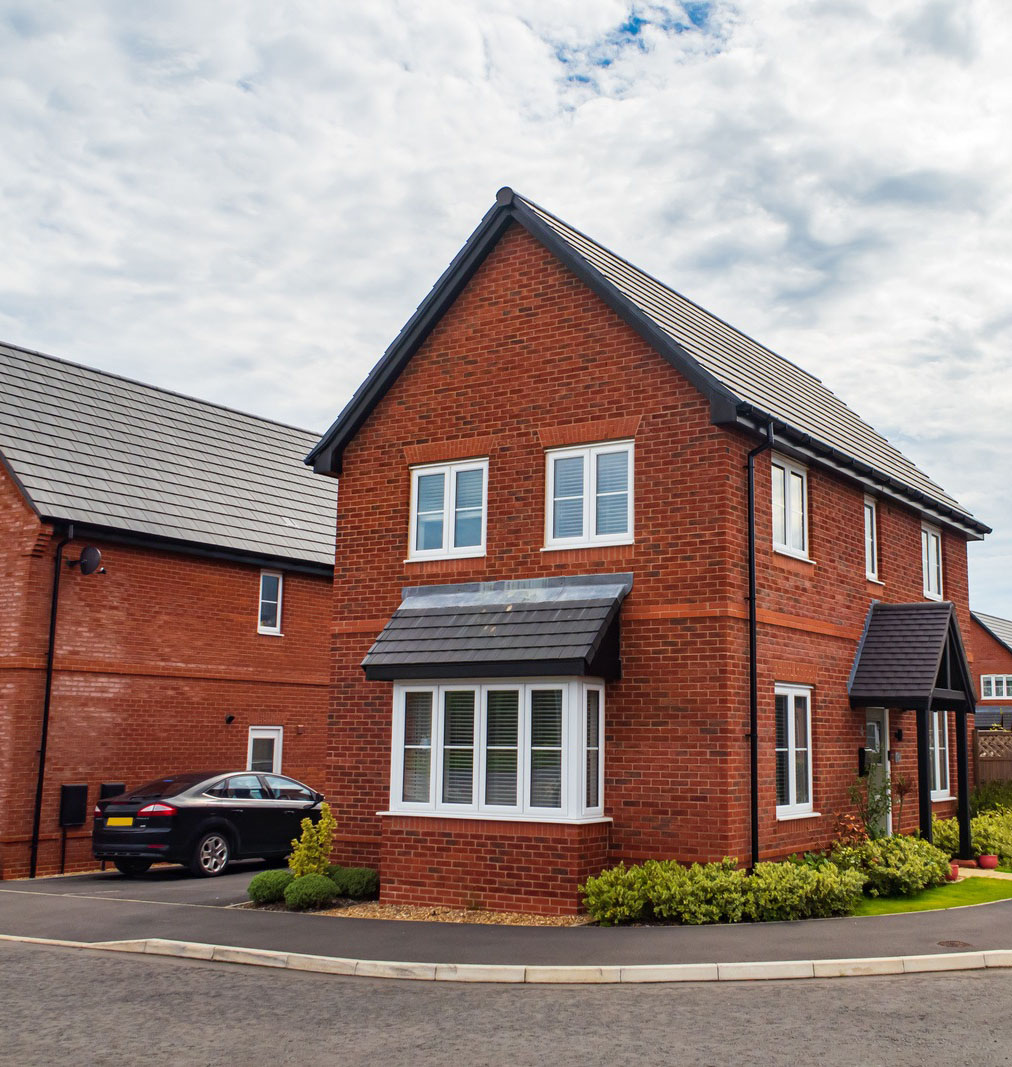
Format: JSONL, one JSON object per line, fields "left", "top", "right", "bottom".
{"left": 29, "top": 524, "right": 73, "bottom": 878}
{"left": 746, "top": 423, "right": 775, "bottom": 871}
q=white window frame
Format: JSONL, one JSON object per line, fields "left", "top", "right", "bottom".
{"left": 247, "top": 726, "right": 283, "bottom": 774}
{"left": 408, "top": 459, "right": 488, "bottom": 561}
{"left": 388, "top": 678, "right": 605, "bottom": 821}
{"left": 771, "top": 455, "right": 809, "bottom": 560}
{"left": 981, "top": 675, "right": 1012, "bottom": 700}
{"left": 257, "top": 571, "right": 283, "bottom": 635}
{"left": 775, "top": 684, "right": 814, "bottom": 819}
{"left": 921, "top": 524, "right": 943, "bottom": 600}
{"left": 864, "top": 496, "right": 879, "bottom": 580}
{"left": 544, "top": 440, "right": 634, "bottom": 550}
{"left": 929, "top": 710, "right": 950, "bottom": 800}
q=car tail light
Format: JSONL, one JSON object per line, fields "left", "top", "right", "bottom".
{"left": 93, "top": 805, "right": 102, "bottom": 817}
{"left": 137, "top": 802, "right": 177, "bottom": 816}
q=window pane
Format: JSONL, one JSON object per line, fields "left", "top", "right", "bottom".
{"left": 586, "top": 748, "right": 600, "bottom": 809}
{"left": 984, "top": 677, "right": 993, "bottom": 697}
{"left": 260, "top": 574, "right": 279, "bottom": 601}
{"left": 404, "top": 692, "right": 432, "bottom": 745}
{"left": 416, "top": 472, "right": 445, "bottom": 513}
{"left": 402, "top": 749, "right": 431, "bottom": 803}
{"left": 531, "top": 690, "right": 563, "bottom": 746}
{"left": 595, "top": 450, "right": 629, "bottom": 534}
{"left": 553, "top": 497, "right": 584, "bottom": 539}
{"left": 485, "top": 750, "right": 518, "bottom": 806}
{"left": 453, "top": 509, "right": 482, "bottom": 548}
{"left": 260, "top": 601, "right": 279, "bottom": 628}
{"left": 997, "top": 678, "right": 1006, "bottom": 698}
{"left": 794, "top": 696, "right": 808, "bottom": 748}
{"left": 416, "top": 513, "right": 444, "bottom": 551}
{"left": 442, "top": 748, "right": 473, "bottom": 804}
{"left": 250, "top": 737, "right": 275, "bottom": 773}
{"left": 864, "top": 503, "right": 876, "bottom": 574}
{"left": 776, "top": 750, "right": 789, "bottom": 806}
{"left": 487, "top": 691, "right": 519, "bottom": 746}
{"left": 596, "top": 451, "right": 628, "bottom": 494}
{"left": 554, "top": 455, "right": 584, "bottom": 497}
{"left": 775, "top": 694, "right": 788, "bottom": 749}
{"left": 789, "top": 472, "right": 805, "bottom": 551}
{"left": 453, "top": 468, "right": 484, "bottom": 548}
{"left": 794, "top": 749, "right": 810, "bottom": 805}
{"left": 443, "top": 691, "right": 474, "bottom": 746}
{"left": 772, "top": 465, "right": 786, "bottom": 545}
{"left": 530, "top": 751, "right": 562, "bottom": 808}
{"left": 596, "top": 492, "right": 629, "bottom": 536}
{"left": 415, "top": 473, "right": 445, "bottom": 551}
{"left": 586, "top": 690, "right": 600, "bottom": 748}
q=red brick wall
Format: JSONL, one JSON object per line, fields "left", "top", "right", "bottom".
{"left": 1, "top": 461, "right": 332, "bottom": 878}
{"left": 326, "top": 221, "right": 976, "bottom": 911}
{"left": 967, "top": 617, "right": 1012, "bottom": 692}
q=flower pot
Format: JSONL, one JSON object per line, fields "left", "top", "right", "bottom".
{"left": 946, "top": 862, "right": 960, "bottom": 882}
{"left": 978, "top": 854, "right": 999, "bottom": 870}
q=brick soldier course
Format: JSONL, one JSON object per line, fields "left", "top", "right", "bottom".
{"left": 308, "top": 189, "right": 987, "bottom": 914}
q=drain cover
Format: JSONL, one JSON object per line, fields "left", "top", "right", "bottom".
{"left": 937, "top": 940, "right": 973, "bottom": 948}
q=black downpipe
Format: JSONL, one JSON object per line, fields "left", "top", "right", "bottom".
{"left": 29, "top": 524, "right": 73, "bottom": 878}
{"left": 747, "top": 425, "right": 775, "bottom": 871}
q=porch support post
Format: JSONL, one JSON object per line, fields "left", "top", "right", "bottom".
{"left": 916, "top": 705, "right": 933, "bottom": 842}
{"left": 955, "top": 709, "right": 972, "bottom": 859}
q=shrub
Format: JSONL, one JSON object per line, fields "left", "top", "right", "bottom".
{"left": 931, "top": 816, "right": 960, "bottom": 858}
{"left": 288, "top": 802, "right": 337, "bottom": 879}
{"left": 332, "top": 866, "right": 379, "bottom": 899}
{"left": 971, "top": 781, "right": 1012, "bottom": 817}
{"left": 283, "top": 873, "right": 339, "bottom": 911}
{"left": 932, "top": 810, "right": 1012, "bottom": 861}
{"left": 831, "top": 834, "right": 949, "bottom": 896}
{"left": 326, "top": 863, "right": 344, "bottom": 882}
{"left": 581, "top": 856, "right": 865, "bottom": 926}
{"left": 247, "top": 868, "right": 294, "bottom": 905}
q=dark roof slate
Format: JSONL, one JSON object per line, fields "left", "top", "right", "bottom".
{"left": 0, "top": 341, "right": 337, "bottom": 567}
{"left": 307, "top": 188, "right": 986, "bottom": 538}
{"left": 849, "top": 601, "right": 975, "bottom": 710}
{"left": 362, "top": 574, "right": 632, "bottom": 681}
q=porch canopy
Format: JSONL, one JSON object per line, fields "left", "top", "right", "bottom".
{"left": 849, "top": 601, "right": 976, "bottom": 853}
{"left": 362, "top": 573, "right": 633, "bottom": 681}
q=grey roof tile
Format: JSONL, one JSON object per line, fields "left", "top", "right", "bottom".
{"left": 0, "top": 342, "right": 337, "bottom": 566}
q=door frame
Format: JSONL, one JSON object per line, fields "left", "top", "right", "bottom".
{"left": 247, "top": 725, "right": 283, "bottom": 774}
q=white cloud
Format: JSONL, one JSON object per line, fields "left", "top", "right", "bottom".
{"left": 1, "top": 0, "right": 1011, "bottom": 607}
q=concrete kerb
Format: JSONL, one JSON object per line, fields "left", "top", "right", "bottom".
{"left": 3, "top": 933, "right": 1012, "bottom": 983}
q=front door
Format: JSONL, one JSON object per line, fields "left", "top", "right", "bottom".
{"left": 865, "top": 708, "right": 891, "bottom": 836}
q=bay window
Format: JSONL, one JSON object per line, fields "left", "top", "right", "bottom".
{"left": 390, "top": 679, "right": 605, "bottom": 819}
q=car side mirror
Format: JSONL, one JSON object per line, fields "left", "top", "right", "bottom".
{"left": 314, "top": 792, "right": 325, "bottom": 803}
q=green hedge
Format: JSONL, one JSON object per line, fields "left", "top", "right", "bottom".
{"left": 933, "top": 809, "right": 1012, "bottom": 862}
{"left": 971, "top": 781, "right": 1012, "bottom": 817}
{"left": 247, "top": 868, "right": 295, "bottom": 904}
{"left": 830, "top": 835, "right": 949, "bottom": 896}
{"left": 332, "top": 867, "right": 380, "bottom": 900}
{"left": 580, "top": 857, "right": 864, "bottom": 926}
{"left": 284, "top": 873, "right": 339, "bottom": 911}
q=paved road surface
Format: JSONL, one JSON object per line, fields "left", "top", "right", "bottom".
{"left": 3, "top": 940, "right": 1012, "bottom": 1066}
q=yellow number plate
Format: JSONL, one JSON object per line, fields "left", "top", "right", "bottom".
{"left": 106, "top": 816, "right": 133, "bottom": 827}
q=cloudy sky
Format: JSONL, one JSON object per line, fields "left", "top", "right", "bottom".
{"left": 2, "top": 1, "right": 1010, "bottom": 609}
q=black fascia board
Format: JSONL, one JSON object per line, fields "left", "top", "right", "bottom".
{"left": 306, "top": 200, "right": 517, "bottom": 476}
{"left": 849, "top": 693, "right": 931, "bottom": 711}
{"left": 733, "top": 408, "right": 991, "bottom": 539}
{"left": 56, "top": 521, "right": 333, "bottom": 577}
{"left": 971, "top": 612, "right": 1012, "bottom": 657}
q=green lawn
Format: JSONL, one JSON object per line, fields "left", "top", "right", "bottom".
{"left": 852, "top": 877, "right": 1012, "bottom": 916}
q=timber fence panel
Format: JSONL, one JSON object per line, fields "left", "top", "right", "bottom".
{"left": 976, "top": 730, "right": 1012, "bottom": 783}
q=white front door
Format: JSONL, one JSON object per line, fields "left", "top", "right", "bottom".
{"left": 865, "top": 708, "right": 891, "bottom": 836}
{"left": 247, "top": 726, "right": 283, "bottom": 774}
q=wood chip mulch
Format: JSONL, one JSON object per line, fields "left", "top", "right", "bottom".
{"left": 318, "top": 900, "right": 590, "bottom": 926}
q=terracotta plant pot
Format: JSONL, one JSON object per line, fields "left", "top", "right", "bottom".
{"left": 947, "top": 862, "right": 960, "bottom": 881}
{"left": 978, "top": 854, "right": 999, "bottom": 870}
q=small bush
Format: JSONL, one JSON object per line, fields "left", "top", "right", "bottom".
{"left": 326, "top": 863, "right": 344, "bottom": 882}
{"left": 283, "top": 873, "right": 339, "bottom": 911}
{"left": 744, "top": 861, "right": 864, "bottom": 922}
{"left": 971, "top": 781, "right": 1012, "bottom": 817}
{"left": 332, "top": 866, "right": 379, "bottom": 900}
{"left": 288, "top": 802, "right": 337, "bottom": 879}
{"left": 579, "top": 862, "right": 655, "bottom": 926}
{"left": 932, "top": 810, "right": 1012, "bottom": 861}
{"left": 831, "top": 834, "right": 949, "bottom": 896}
{"left": 247, "top": 868, "right": 295, "bottom": 904}
{"left": 652, "top": 859, "right": 747, "bottom": 925}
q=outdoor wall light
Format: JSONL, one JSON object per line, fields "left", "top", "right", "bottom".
{"left": 224, "top": 714, "right": 235, "bottom": 725}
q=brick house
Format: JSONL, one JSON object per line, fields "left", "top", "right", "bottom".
{"left": 307, "top": 189, "right": 987, "bottom": 914}
{"left": 968, "top": 612, "right": 1012, "bottom": 729}
{"left": 0, "top": 343, "right": 337, "bottom": 878}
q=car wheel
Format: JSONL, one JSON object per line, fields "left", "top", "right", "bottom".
{"left": 113, "top": 858, "right": 153, "bottom": 877}
{"left": 190, "top": 831, "right": 231, "bottom": 877}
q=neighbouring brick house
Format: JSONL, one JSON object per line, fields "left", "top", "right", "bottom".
{"left": 0, "top": 343, "right": 337, "bottom": 878}
{"left": 968, "top": 612, "right": 1012, "bottom": 729}
{"left": 307, "top": 188, "right": 987, "bottom": 914}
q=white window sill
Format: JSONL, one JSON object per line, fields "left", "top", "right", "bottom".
{"left": 776, "top": 810, "right": 821, "bottom": 822}
{"left": 931, "top": 794, "right": 953, "bottom": 803}
{"left": 405, "top": 550, "right": 486, "bottom": 563}
{"left": 541, "top": 539, "right": 634, "bottom": 553}
{"left": 257, "top": 630, "right": 284, "bottom": 637}
{"left": 772, "top": 546, "right": 814, "bottom": 564}
{"left": 377, "top": 810, "right": 613, "bottom": 826}
{"left": 866, "top": 575, "right": 885, "bottom": 585}
{"left": 923, "top": 591, "right": 943, "bottom": 601}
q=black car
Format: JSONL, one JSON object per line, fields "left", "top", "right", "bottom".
{"left": 92, "top": 771, "right": 325, "bottom": 877}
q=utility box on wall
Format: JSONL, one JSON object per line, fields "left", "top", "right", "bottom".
{"left": 59, "top": 784, "right": 88, "bottom": 827}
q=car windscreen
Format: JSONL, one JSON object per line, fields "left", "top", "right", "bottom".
{"left": 123, "top": 773, "right": 219, "bottom": 799}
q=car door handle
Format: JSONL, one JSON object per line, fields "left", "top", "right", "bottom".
{"left": 231, "top": 809, "right": 243, "bottom": 815}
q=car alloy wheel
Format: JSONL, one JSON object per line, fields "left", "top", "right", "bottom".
{"left": 192, "top": 832, "right": 231, "bottom": 877}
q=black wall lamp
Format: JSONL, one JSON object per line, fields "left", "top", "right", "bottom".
{"left": 224, "top": 715, "right": 236, "bottom": 725}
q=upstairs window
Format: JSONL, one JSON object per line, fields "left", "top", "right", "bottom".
{"left": 771, "top": 456, "right": 808, "bottom": 559}
{"left": 921, "top": 524, "right": 943, "bottom": 599}
{"left": 864, "top": 497, "right": 878, "bottom": 580}
{"left": 258, "top": 571, "right": 283, "bottom": 635}
{"left": 409, "top": 459, "right": 488, "bottom": 560}
{"left": 545, "top": 440, "right": 633, "bottom": 549}
{"left": 981, "top": 675, "right": 1012, "bottom": 699}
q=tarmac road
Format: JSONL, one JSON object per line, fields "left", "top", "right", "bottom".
{"left": 3, "top": 940, "right": 1012, "bottom": 1067}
